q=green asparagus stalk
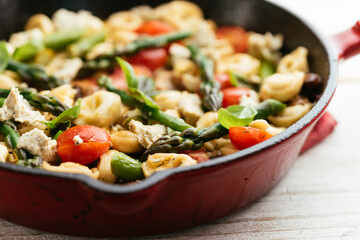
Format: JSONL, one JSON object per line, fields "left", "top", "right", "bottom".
{"left": 78, "top": 30, "right": 192, "bottom": 77}
{"left": 141, "top": 99, "right": 287, "bottom": 160}
{"left": 44, "top": 28, "right": 85, "bottom": 50}
{"left": 98, "top": 75, "right": 192, "bottom": 132}
{"left": 6, "top": 60, "right": 65, "bottom": 90}
{"left": 0, "top": 88, "right": 69, "bottom": 116}
{"left": 0, "top": 121, "right": 19, "bottom": 149}
{"left": 68, "top": 31, "right": 106, "bottom": 57}
{"left": 187, "top": 44, "right": 222, "bottom": 112}
{"left": 0, "top": 120, "right": 42, "bottom": 167}
{"left": 113, "top": 30, "right": 192, "bottom": 57}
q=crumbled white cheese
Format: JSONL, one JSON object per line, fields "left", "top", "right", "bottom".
{"left": 17, "top": 128, "right": 57, "bottom": 164}
{"left": 240, "top": 89, "right": 260, "bottom": 107}
{"left": 73, "top": 135, "right": 83, "bottom": 145}
{"left": 169, "top": 43, "right": 191, "bottom": 59}
{"left": 129, "top": 120, "right": 166, "bottom": 149}
{"left": 46, "top": 56, "right": 83, "bottom": 83}
{"left": 8, "top": 28, "right": 43, "bottom": 48}
{"left": 178, "top": 91, "right": 204, "bottom": 126}
{"left": 0, "top": 87, "right": 45, "bottom": 126}
{"left": 52, "top": 9, "right": 103, "bottom": 33}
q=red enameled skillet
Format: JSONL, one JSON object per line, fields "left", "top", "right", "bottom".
{"left": 0, "top": 0, "right": 358, "bottom": 237}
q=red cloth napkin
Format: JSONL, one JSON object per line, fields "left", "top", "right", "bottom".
{"left": 300, "top": 112, "right": 337, "bottom": 153}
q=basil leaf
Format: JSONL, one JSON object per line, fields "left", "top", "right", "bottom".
{"left": 217, "top": 104, "right": 257, "bottom": 129}
{"left": 116, "top": 57, "right": 138, "bottom": 89}
{"left": 129, "top": 87, "right": 158, "bottom": 109}
{"left": 45, "top": 99, "right": 81, "bottom": 129}
{"left": 13, "top": 40, "right": 43, "bottom": 62}
{"left": 0, "top": 41, "right": 9, "bottom": 73}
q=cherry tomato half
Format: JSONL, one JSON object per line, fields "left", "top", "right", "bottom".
{"left": 229, "top": 126, "right": 272, "bottom": 150}
{"left": 136, "top": 20, "right": 175, "bottom": 36}
{"left": 216, "top": 26, "right": 248, "bottom": 53}
{"left": 221, "top": 87, "right": 250, "bottom": 108}
{"left": 57, "top": 125, "right": 111, "bottom": 165}
{"left": 109, "top": 64, "right": 152, "bottom": 90}
{"left": 183, "top": 149, "right": 210, "bottom": 163}
{"left": 127, "top": 48, "right": 168, "bottom": 70}
{"left": 215, "top": 72, "right": 232, "bottom": 90}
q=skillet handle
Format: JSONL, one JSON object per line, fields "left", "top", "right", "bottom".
{"left": 332, "top": 20, "right": 360, "bottom": 60}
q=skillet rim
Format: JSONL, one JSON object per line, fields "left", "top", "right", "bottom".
{"left": 0, "top": 0, "right": 338, "bottom": 195}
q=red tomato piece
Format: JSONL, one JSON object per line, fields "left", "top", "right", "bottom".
{"left": 183, "top": 149, "right": 210, "bottom": 163}
{"left": 221, "top": 87, "right": 250, "bottom": 108}
{"left": 127, "top": 48, "right": 168, "bottom": 70}
{"left": 109, "top": 64, "right": 152, "bottom": 90}
{"left": 57, "top": 125, "right": 111, "bottom": 165}
{"left": 229, "top": 126, "right": 272, "bottom": 150}
{"left": 215, "top": 73, "right": 232, "bottom": 90}
{"left": 216, "top": 26, "right": 248, "bottom": 53}
{"left": 136, "top": 20, "right": 175, "bottom": 36}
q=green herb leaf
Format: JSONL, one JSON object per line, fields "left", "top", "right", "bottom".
{"left": 116, "top": 57, "right": 138, "bottom": 89}
{"left": 129, "top": 87, "right": 158, "bottom": 109}
{"left": 254, "top": 99, "right": 286, "bottom": 120}
{"left": 13, "top": 40, "right": 43, "bottom": 62}
{"left": 53, "top": 130, "right": 63, "bottom": 140}
{"left": 259, "top": 61, "right": 275, "bottom": 79}
{"left": 217, "top": 104, "right": 257, "bottom": 129}
{"left": 45, "top": 99, "right": 81, "bottom": 129}
{"left": 0, "top": 41, "right": 9, "bottom": 73}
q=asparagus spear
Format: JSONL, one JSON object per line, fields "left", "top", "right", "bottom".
{"left": 141, "top": 99, "right": 286, "bottom": 160}
{"left": 68, "top": 31, "right": 106, "bottom": 57}
{"left": 78, "top": 30, "right": 192, "bottom": 77}
{"left": 44, "top": 28, "right": 85, "bottom": 50}
{"left": 98, "top": 75, "right": 192, "bottom": 132}
{"left": 0, "top": 121, "right": 19, "bottom": 149}
{"left": 0, "top": 88, "right": 69, "bottom": 116}
{"left": 6, "top": 60, "right": 65, "bottom": 90}
{"left": 187, "top": 44, "right": 222, "bottom": 112}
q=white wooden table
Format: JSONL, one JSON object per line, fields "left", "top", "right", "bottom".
{"left": 1, "top": 0, "right": 360, "bottom": 239}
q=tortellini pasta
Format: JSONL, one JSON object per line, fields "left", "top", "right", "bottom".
{"left": 248, "top": 119, "right": 285, "bottom": 136}
{"left": 42, "top": 162, "right": 99, "bottom": 179}
{"left": 106, "top": 10, "right": 144, "bottom": 31}
{"left": 196, "top": 111, "right": 218, "bottom": 129}
{"left": 216, "top": 53, "right": 261, "bottom": 78}
{"left": 25, "top": 14, "right": 54, "bottom": 34}
{"left": 277, "top": 46, "right": 309, "bottom": 73}
{"left": 0, "top": 74, "right": 19, "bottom": 89}
{"left": 40, "top": 84, "right": 77, "bottom": 107}
{"left": 110, "top": 130, "right": 143, "bottom": 154}
{"left": 142, "top": 153, "right": 197, "bottom": 178}
{"left": 0, "top": 143, "right": 9, "bottom": 163}
{"left": 154, "top": 90, "right": 182, "bottom": 110}
{"left": 97, "top": 150, "right": 117, "bottom": 183}
{"left": 260, "top": 71, "right": 305, "bottom": 102}
{"left": 74, "top": 90, "right": 122, "bottom": 128}
{"left": 154, "top": 1, "right": 203, "bottom": 30}
{"left": 268, "top": 103, "right": 312, "bottom": 128}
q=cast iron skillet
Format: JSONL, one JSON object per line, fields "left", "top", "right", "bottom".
{"left": 0, "top": 0, "right": 341, "bottom": 238}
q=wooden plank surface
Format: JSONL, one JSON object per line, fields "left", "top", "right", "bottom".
{"left": 1, "top": 0, "right": 360, "bottom": 239}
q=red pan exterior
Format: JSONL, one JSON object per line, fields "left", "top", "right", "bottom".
{"left": 0, "top": 0, "right": 338, "bottom": 237}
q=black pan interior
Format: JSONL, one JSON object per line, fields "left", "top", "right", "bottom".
{"left": 0, "top": 0, "right": 330, "bottom": 83}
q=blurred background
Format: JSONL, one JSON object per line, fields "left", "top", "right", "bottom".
{"left": 269, "top": 0, "right": 360, "bottom": 80}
